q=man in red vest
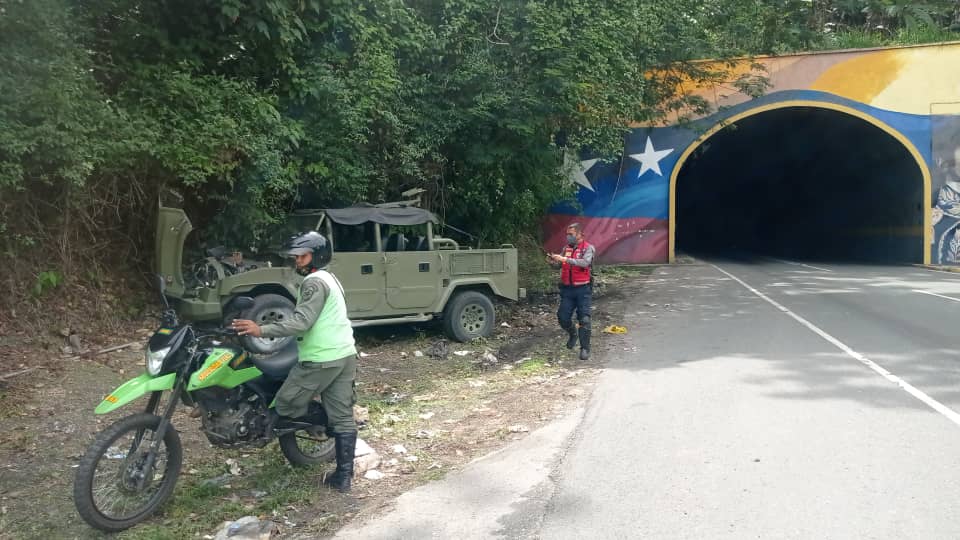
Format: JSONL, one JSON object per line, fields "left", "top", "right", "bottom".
{"left": 550, "top": 222, "right": 596, "bottom": 360}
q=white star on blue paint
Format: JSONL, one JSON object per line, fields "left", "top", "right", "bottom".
{"left": 564, "top": 152, "right": 598, "bottom": 192}
{"left": 629, "top": 137, "right": 674, "bottom": 177}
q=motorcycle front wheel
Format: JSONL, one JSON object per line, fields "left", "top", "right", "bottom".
{"left": 73, "top": 413, "right": 183, "bottom": 532}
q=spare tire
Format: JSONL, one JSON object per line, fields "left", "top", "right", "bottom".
{"left": 240, "top": 293, "right": 296, "bottom": 355}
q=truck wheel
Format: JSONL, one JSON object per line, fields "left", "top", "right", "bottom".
{"left": 443, "top": 291, "right": 496, "bottom": 342}
{"left": 241, "top": 294, "right": 295, "bottom": 354}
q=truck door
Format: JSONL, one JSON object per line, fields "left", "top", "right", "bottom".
{"left": 382, "top": 224, "right": 441, "bottom": 310}
{"left": 327, "top": 221, "right": 384, "bottom": 314}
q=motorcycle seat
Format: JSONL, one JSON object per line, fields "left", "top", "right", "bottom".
{"left": 251, "top": 341, "right": 300, "bottom": 378}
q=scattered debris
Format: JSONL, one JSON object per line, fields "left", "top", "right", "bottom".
{"left": 354, "top": 452, "right": 382, "bottom": 477}
{"left": 500, "top": 322, "right": 511, "bottom": 328}
{"left": 426, "top": 340, "right": 450, "bottom": 360}
{"left": 200, "top": 474, "right": 234, "bottom": 488}
{"left": 508, "top": 425, "right": 530, "bottom": 433}
{"left": 67, "top": 334, "right": 84, "bottom": 354}
{"left": 413, "top": 393, "right": 437, "bottom": 402}
{"left": 466, "top": 379, "right": 486, "bottom": 388}
{"left": 413, "top": 430, "right": 434, "bottom": 439}
{"left": 386, "top": 458, "right": 399, "bottom": 466}
{"left": 391, "top": 444, "right": 408, "bottom": 455}
{"left": 414, "top": 350, "right": 424, "bottom": 358}
{"left": 602, "top": 325, "right": 628, "bottom": 334}
{"left": 453, "top": 350, "right": 472, "bottom": 357}
{"left": 0, "top": 367, "right": 39, "bottom": 381}
{"left": 212, "top": 516, "right": 276, "bottom": 540}
{"left": 353, "top": 405, "right": 370, "bottom": 425}
{"left": 364, "top": 470, "right": 385, "bottom": 480}
{"left": 226, "top": 458, "right": 241, "bottom": 476}
{"left": 418, "top": 412, "right": 435, "bottom": 420}
{"left": 404, "top": 455, "right": 419, "bottom": 462}
{"left": 63, "top": 341, "right": 139, "bottom": 361}
{"left": 383, "top": 413, "right": 404, "bottom": 424}
{"left": 477, "top": 350, "right": 499, "bottom": 371}
{"left": 354, "top": 438, "right": 375, "bottom": 457}
{"left": 563, "top": 388, "right": 585, "bottom": 398}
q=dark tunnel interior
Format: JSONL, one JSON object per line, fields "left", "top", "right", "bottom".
{"left": 675, "top": 107, "right": 925, "bottom": 263}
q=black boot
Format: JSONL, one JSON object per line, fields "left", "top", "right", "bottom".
{"left": 564, "top": 325, "right": 578, "bottom": 350}
{"left": 323, "top": 431, "right": 357, "bottom": 493}
{"left": 578, "top": 325, "right": 591, "bottom": 361}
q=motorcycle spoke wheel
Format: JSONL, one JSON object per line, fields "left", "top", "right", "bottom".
{"left": 74, "top": 413, "right": 182, "bottom": 532}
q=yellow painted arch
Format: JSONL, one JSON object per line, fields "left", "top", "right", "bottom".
{"left": 667, "top": 100, "right": 933, "bottom": 265}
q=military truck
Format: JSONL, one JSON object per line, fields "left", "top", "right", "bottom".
{"left": 156, "top": 197, "right": 524, "bottom": 353}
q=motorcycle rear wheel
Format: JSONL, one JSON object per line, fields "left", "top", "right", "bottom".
{"left": 73, "top": 413, "right": 182, "bottom": 532}
{"left": 279, "top": 430, "right": 336, "bottom": 467}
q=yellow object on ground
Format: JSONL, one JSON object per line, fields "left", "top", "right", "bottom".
{"left": 603, "top": 325, "right": 627, "bottom": 334}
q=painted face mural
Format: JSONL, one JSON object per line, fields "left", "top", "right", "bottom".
{"left": 932, "top": 115, "right": 960, "bottom": 263}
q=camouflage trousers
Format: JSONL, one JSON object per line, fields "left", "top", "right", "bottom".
{"left": 275, "top": 354, "right": 358, "bottom": 434}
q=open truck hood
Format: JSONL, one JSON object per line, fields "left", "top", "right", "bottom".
{"left": 156, "top": 205, "right": 192, "bottom": 297}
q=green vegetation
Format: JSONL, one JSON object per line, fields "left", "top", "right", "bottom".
{"left": 2, "top": 0, "right": 957, "bottom": 315}
{"left": 116, "top": 453, "right": 326, "bottom": 540}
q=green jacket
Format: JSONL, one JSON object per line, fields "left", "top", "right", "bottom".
{"left": 260, "top": 269, "right": 357, "bottom": 362}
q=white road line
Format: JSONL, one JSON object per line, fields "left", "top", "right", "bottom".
{"left": 714, "top": 264, "right": 960, "bottom": 428}
{"left": 913, "top": 289, "right": 960, "bottom": 303}
{"left": 770, "top": 258, "right": 833, "bottom": 272}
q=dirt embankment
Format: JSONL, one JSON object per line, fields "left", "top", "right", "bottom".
{"left": 0, "top": 267, "right": 651, "bottom": 539}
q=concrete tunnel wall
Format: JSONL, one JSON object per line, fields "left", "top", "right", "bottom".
{"left": 545, "top": 42, "right": 960, "bottom": 265}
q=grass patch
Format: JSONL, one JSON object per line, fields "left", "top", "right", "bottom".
{"left": 419, "top": 468, "right": 447, "bottom": 482}
{"left": 598, "top": 265, "right": 656, "bottom": 279}
{"left": 812, "top": 26, "right": 960, "bottom": 52}
{"left": 118, "top": 450, "right": 328, "bottom": 539}
{"left": 515, "top": 357, "right": 552, "bottom": 376}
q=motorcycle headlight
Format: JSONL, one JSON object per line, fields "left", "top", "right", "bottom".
{"left": 146, "top": 347, "right": 172, "bottom": 376}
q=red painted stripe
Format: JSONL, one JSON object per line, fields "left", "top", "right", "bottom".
{"left": 543, "top": 215, "right": 668, "bottom": 264}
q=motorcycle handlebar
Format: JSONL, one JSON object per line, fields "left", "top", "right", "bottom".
{"left": 196, "top": 327, "right": 238, "bottom": 339}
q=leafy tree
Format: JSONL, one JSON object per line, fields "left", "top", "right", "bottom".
{"left": 3, "top": 0, "right": 956, "bottom": 315}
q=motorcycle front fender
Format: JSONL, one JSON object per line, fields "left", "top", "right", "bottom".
{"left": 94, "top": 372, "right": 176, "bottom": 414}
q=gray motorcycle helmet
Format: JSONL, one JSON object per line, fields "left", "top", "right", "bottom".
{"left": 283, "top": 231, "right": 331, "bottom": 274}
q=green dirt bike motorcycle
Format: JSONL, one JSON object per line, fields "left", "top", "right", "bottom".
{"left": 73, "top": 279, "right": 334, "bottom": 532}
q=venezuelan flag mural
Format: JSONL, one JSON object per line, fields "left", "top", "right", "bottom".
{"left": 545, "top": 41, "right": 960, "bottom": 265}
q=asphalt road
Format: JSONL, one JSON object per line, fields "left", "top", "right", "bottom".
{"left": 337, "top": 260, "right": 960, "bottom": 540}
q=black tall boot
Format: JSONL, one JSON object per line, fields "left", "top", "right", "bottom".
{"left": 323, "top": 431, "right": 357, "bottom": 493}
{"left": 565, "top": 325, "right": 578, "bottom": 350}
{"left": 578, "top": 325, "right": 591, "bottom": 361}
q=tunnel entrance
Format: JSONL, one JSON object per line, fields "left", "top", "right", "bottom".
{"left": 675, "top": 106, "right": 926, "bottom": 264}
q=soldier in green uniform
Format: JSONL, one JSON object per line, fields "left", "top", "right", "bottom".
{"left": 231, "top": 231, "right": 358, "bottom": 493}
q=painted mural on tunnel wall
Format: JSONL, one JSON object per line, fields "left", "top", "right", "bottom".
{"left": 544, "top": 42, "right": 960, "bottom": 265}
